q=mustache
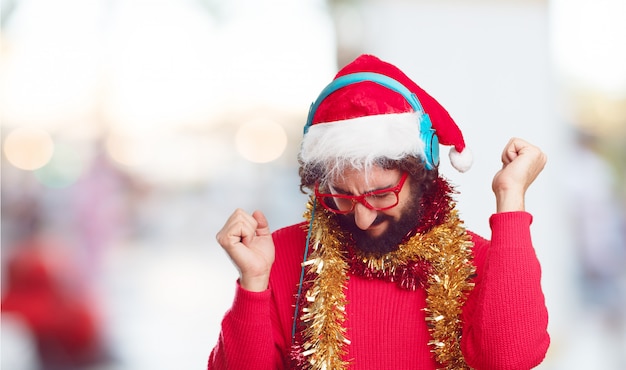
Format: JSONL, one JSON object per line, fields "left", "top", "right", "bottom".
{"left": 371, "top": 214, "right": 392, "bottom": 226}
{"left": 342, "top": 212, "right": 393, "bottom": 227}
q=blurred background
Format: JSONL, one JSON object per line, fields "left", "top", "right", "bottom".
{"left": 1, "top": 0, "right": 624, "bottom": 369}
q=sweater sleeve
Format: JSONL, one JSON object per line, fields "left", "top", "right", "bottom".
{"left": 461, "top": 212, "right": 550, "bottom": 370}
{"left": 207, "top": 282, "right": 283, "bottom": 370}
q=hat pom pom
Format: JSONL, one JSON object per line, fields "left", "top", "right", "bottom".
{"left": 449, "top": 147, "right": 473, "bottom": 173}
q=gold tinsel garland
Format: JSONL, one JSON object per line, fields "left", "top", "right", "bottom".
{"left": 295, "top": 199, "right": 476, "bottom": 370}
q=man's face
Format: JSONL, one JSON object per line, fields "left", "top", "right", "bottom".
{"left": 327, "top": 166, "right": 421, "bottom": 254}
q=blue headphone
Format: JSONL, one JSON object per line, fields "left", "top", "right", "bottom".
{"left": 303, "top": 72, "right": 440, "bottom": 170}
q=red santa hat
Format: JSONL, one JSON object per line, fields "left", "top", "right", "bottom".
{"left": 299, "top": 54, "right": 472, "bottom": 173}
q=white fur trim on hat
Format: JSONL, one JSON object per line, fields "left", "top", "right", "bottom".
{"left": 299, "top": 112, "right": 426, "bottom": 166}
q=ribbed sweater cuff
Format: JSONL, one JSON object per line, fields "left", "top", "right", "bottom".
{"left": 229, "top": 281, "right": 272, "bottom": 321}
{"left": 489, "top": 211, "right": 533, "bottom": 249}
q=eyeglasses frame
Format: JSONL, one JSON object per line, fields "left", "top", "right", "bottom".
{"left": 314, "top": 172, "right": 409, "bottom": 215}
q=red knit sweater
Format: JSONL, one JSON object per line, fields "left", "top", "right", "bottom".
{"left": 208, "top": 212, "right": 549, "bottom": 369}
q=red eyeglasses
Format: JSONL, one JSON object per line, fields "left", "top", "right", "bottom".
{"left": 314, "top": 172, "right": 409, "bottom": 215}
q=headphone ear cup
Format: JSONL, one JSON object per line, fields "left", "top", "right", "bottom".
{"left": 429, "top": 131, "right": 440, "bottom": 169}
{"left": 419, "top": 115, "right": 439, "bottom": 170}
{"left": 421, "top": 129, "right": 438, "bottom": 170}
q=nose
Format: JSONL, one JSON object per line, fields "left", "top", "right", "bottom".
{"left": 353, "top": 203, "right": 378, "bottom": 230}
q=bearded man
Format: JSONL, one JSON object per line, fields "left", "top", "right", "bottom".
{"left": 208, "top": 54, "right": 549, "bottom": 370}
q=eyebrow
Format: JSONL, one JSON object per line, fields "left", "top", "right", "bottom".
{"left": 330, "top": 181, "right": 396, "bottom": 196}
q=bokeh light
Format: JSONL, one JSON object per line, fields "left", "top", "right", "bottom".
{"left": 235, "top": 118, "right": 288, "bottom": 163}
{"left": 103, "top": 1, "right": 222, "bottom": 133}
{"left": 0, "top": 0, "right": 102, "bottom": 129}
{"left": 33, "top": 142, "right": 87, "bottom": 188}
{"left": 105, "top": 132, "right": 154, "bottom": 167}
{"left": 3, "top": 127, "right": 55, "bottom": 170}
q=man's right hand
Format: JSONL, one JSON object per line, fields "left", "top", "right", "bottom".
{"left": 215, "top": 209, "right": 275, "bottom": 292}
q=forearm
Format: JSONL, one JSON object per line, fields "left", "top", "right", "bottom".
{"left": 462, "top": 213, "right": 549, "bottom": 369}
{"left": 240, "top": 272, "right": 271, "bottom": 292}
{"left": 494, "top": 188, "right": 525, "bottom": 213}
{"left": 208, "top": 282, "right": 282, "bottom": 370}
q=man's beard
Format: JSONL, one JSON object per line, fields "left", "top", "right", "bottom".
{"left": 336, "top": 195, "right": 421, "bottom": 255}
